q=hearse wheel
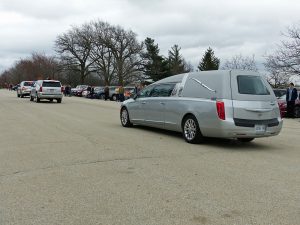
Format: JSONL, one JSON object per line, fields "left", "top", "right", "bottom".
{"left": 182, "top": 115, "right": 204, "bottom": 144}
{"left": 120, "top": 107, "right": 132, "bottom": 127}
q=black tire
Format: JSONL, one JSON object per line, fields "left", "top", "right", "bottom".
{"left": 111, "top": 94, "right": 117, "bottom": 101}
{"left": 30, "top": 95, "right": 34, "bottom": 101}
{"left": 182, "top": 115, "right": 204, "bottom": 144}
{"left": 120, "top": 107, "right": 132, "bottom": 127}
{"left": 57, "top": 98, "right": 62, "bottom": 103}
{"left": 49, "top": 99, "right": 53, "bottom": 102}
{"left": 237, "top": 138, "right": 255, "bottom": 143}
{"left": 294, "top": 106, "right": 300, "bottom": 118}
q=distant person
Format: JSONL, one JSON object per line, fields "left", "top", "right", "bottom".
{"left": 119, "top": 85, "right": 124, "bottom": 102}
{"left": 286, "top": 82, "right": 298, "bottom": 118}
{"left": 134, "top": 84, "right": 140, "bottom": 94}
{"left": 65, "top": 85, "right": 71, "bottom": 97}
{"left": 87, "top": 86, "right": 91, "bottom": 93}
{"left": 90, "top": 86, "right": 94, "bottom": 99}
{"left": 115, "top": 86, "right": 120, "bottom": 102}
{"left": 104, "top": 86, "right": 109, "bottom": 101}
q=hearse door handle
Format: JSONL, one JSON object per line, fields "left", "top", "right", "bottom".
{"left": 141, "top": 102, "right": 146, "bottom": 104}
{"left": 160, "top": 102, "right": 165, "bottom": 105}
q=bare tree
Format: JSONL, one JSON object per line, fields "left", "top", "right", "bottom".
{"left": 0, "top": 70, "right": 11, "bottom": 87}
{"left": 55, "top": 25, "right": 95, "bottom": 84}
{"left": 264, "top": 23, "right": 300, "bottom": 76}
{"left": 264, "top": 54, "right": 292, "bottom": 88}
{"left": 265, "top": 70, "right": 291, "bottom": 88}
{"left": 1, "top": 53, "right": 60, "bottom": 85}
{"left": 89, "top": 21, "right": 116, "bottom": 85}
{"left": 31, "top": 53, "right": 60, "bottom": 79}
{"left": 104, "top": 24, "right": 143, "bottom": 85}
{"left": 222, "top": 54, "right": 258, "bottom": 71}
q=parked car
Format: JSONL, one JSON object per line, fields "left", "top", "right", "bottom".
{"left": 277, "top": 93, "right": 300, "bottom": 118}
{"left": 124, "top": 86, "right": 135, "bottom": 100}
{"left": 71, "top": 85, "right": 88, "bottom": 96}
{"left": 92, "top": 87, "right": 104, "bottom": 99}
{"left": 17, "top": 81, "right": 34, "bottom": 98}
{"left": 81, "top": 87, "right": 91, "bottom": 98}
{"left": 273, "top": 89, "right": 286, "bottom": 98}
{"left": 88, "top": 86, "right": 104, "bottom": 99}
{"left": 120, "top": 70, "right": 283, "bottom": 143}
{"left": 109, "top": 86, "right": 118, "bottom": 101}
{"left": 30, "top": 80, "right": 63, "bottom": 103}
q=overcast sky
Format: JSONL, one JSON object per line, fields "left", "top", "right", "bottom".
{"left": 1, "top": 0, "right": 300, "bottom": 73}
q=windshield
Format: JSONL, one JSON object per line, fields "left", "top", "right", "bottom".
{"left": 237, "top": 75, "right": 270, "bottom": 95}
{"left": 24, "top": 81, "right": 34, "bottom": 86}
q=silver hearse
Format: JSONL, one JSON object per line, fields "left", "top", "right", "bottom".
{"left": 120, "top": 70, "right": 283, "bottom": 143}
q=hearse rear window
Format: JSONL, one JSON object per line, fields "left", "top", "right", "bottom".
{"left": 42, "top": 81, "right": 61, "bottom": 87}
{"left": 237, "top": 75, "right": 270, "bottom": 95}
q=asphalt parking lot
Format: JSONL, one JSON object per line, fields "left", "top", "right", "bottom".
{"left": 0, "top": 89, "right": 299, "bottom": 225}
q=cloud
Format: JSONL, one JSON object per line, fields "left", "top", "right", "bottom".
{"left": 1, "top": 0, "right": 300, "bottom": 72}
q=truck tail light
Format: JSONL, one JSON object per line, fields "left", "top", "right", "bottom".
{"left": 61, "top": 87, "right": 64, "bottom": 92}
{"left": 39, "top": 86, "right": 42, "bottom": 92}
{"left": 216, "top": 101, "right": 225, "bottom": 120}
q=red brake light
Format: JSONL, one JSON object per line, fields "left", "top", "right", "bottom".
{"left": 39, "top": 86, "right": 42, "bottom": 92}
{"left": 216, "top": 101, "right": 225, "bottom": 120}
{"left": 61, "top": 87, "right": 63, "bottom": 92}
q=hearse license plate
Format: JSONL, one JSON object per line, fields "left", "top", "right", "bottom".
{"left": 255, "top": 125, "right": 266, "bottom": 133}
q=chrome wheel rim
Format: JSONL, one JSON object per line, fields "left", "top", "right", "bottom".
{"left": 184, "top": 119, "right": 197, "bottom": 141}
{"left": 121, "top": 109, "right": 128, "bottom": 125}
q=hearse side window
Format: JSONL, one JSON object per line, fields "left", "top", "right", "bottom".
{"left": 42, "top": 82, "right": 61, "bottom": 87}
{"left": 137, "top": 85, "right": 153, "bottom": 98}
{"left": 237, "top": 76, "right": 270, "bottom": 95}
{"left": 150, "top": 84, "right": 175, "bottom": 97}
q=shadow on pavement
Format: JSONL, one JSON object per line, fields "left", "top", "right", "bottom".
{"left": 130, "top": 125, "right": 275, "bottom": 151}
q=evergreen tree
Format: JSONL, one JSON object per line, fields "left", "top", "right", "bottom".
{"left": 168, "top": 44, "right": 192, "bottom": 75}
{"left": 198, "top": 47, "right": 220, "bottom": 71}
{"left": 142, "top": 37, "right": 169, "bottom": 81}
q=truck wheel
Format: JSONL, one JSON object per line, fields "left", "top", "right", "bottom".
{"left": 57, "top": 99, "right": 62, "bottom": 103}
